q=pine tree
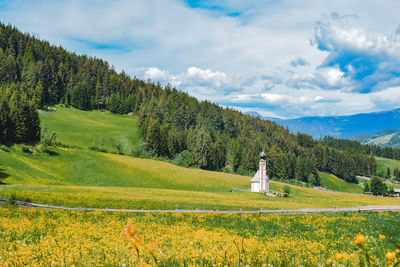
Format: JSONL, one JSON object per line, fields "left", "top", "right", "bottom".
{"left": 32, "top": 80, "right": 44, "bottom": 108}
{"left": 363, "top": 182, "right": 370, "bottom": 193}
{"left": 0, "top": 97, "right": 11, "bottom": 144}
{"left": 193, "top": 126, "right": 213, "bottom": 170}
{"left": 145, "top": 117, "right": 161, "bottom": 155}
{"left": 386, "top": 167, "right": 391, "bottom": 179}
{"left": 394, "top": 168, "right": 400, "bottom": 181}
{"left": 10, "top": 92, "right": 40, "bottom": 144}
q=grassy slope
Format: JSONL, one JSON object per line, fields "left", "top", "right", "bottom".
{"left": 1, "top": 147, "right": 399, "bottom": 210}
{"left": 0, "top": 147, "right": 249, "bottom": 192}
{"left": 1, "top": 107, "right": 399, "bottom": 210}
{"left": 376, "top": 156, "right": 400, "bottom": 174}
{"left": 319, "top": 172, "right": 363, "bottom": 193}
{"left": 40, "top": 106, "right": 139, "bottom": 153}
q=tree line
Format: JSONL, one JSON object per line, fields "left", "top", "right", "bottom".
{"left": 322, "top": 136, "right": 400, "bottom": 161}
{"left": 0, "top": 84, "right": 40, "bottom": 144}
{"left": 0, "top": 23, "right": 376, "bottom": 184}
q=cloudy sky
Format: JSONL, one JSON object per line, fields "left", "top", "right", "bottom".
{"left": 1, "top": 0, "right": 400, "bottom": 118}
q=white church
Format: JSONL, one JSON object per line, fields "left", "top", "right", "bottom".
{"left": 251, "top": 151, "right": 269, "bottom": 193}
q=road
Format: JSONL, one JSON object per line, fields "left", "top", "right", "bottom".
{"left": 1, "top": 199, "right": 399, "bottom": 214}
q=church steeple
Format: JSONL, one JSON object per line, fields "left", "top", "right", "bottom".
{"left": 251, "top": 151, "right": 269, "bottom": 193}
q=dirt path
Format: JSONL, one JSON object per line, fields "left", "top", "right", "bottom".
{"left": 1, "top": 199, "right": 399, "bottom": 214}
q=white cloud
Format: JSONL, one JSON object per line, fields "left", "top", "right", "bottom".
{"left": 144, "top": 67, "right": 168, "bottom": 80}
{"left": 186, "top": 67, "right": 228, "bottom": 87}
{"left": 316, "top": 66, "right": 345, "bottom": 87}
{"left": 1, "top": 0, "right": 400, "bottom": 118}
{"left": 312, "top": 12, "right": 400, "bottom": 92}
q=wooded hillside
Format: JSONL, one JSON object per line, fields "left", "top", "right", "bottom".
{"left": 0, "top": 23, "right": 376, "bottom": 183}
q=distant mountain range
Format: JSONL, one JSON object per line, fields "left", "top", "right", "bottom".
{"left": 356, "top": 129, "right": 400, "bottom": 148}
{"left": 246, "top": 108, "right": 400, "bottom": 140}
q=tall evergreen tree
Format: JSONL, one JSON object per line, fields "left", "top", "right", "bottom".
{"left": 193, "top": 126, "right": 213, "bottom": 170}
{"left": 145, "top": 117, "right": 161, "bottom": 156}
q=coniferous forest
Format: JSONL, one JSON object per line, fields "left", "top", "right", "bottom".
{"left": 0, "top": 23, "right": 377, "bottom": 184}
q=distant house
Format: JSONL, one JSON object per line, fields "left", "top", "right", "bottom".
{"left": 394, "top": 189, "right": 400, "bottom": 198}
{"left": 251, "top": 151, "right": 269, "bottom": 193}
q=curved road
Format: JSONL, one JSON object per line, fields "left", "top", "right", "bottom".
{"left": 1, "top": 199, "right": 400, "bottom": 214}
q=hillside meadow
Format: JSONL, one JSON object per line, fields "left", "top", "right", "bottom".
{"left": 376, "top": 156, "right": 400, "bottom": 175}
{"left": 1, "top": 145, "right": 400, "bottom": 210}
{"left": 1, "top": 106, "right": 400, "bottom": 210}
{"left": 319, "top": 172, "right": 363, "bottom": 193}
{"left": 40, "top": 106, "right": 139, "bottom": 154}
{"left": 1, "top": 106, "right": 400, "bottom": 267}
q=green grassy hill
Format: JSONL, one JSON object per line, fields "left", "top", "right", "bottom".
{"left": 1, "top": 107, "right": 399, "bottom": 210}
{"left": 376, "top": 156, "right": 400, "bottom": 175}
{"left": 319, "top": 172, "right": 363, "bottom": 193}
{"left": 1, "top": 146, "right": 400, "bottom": 210}
{"left": 40, "top": 106, "right": 139, "bottom": 154}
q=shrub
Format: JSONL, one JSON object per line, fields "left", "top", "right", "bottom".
{"left": 283, "top": 185, "right": 291, "bottom": 196}
{"left": 370, "top": 177, "right": 387, "bottom": 196}
{"left": 130, "top": 143, "right": 155, "bottom": 158}
{"left": 116, "top": 142, "right": 122, "bottom": 155}
{"left": 88, "top": 145, "right": 107, "bottom": 153}
{"left": 174, "top": 150, "right": 196, "bottom": 168}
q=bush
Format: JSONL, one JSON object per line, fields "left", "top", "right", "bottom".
{"left": 88, "top": 145, "right": 107, "bottom": 153}
{"left": 370, "top": 177, "right": 387, "bottom": 196}
{"left": 130, "top": 143, "right": 155, "bottom": 158}
{"left": 116, "top": 142, "right": 122, "bottom": 155}
{"left": 174, "top": 150, "right": 196, "bottom": 168}
{"left": 283, "top": 185, "right": 291, "bottom": 196}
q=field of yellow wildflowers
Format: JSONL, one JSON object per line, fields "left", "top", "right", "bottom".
{"left": 0, "top": 206, "right": 399, "bottom": 266}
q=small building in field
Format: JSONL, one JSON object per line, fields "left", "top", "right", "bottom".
{"left": 394, "top": 189, "right": 400, "bottom": 198}
{"left": 251, "top": 151, "right": 269, "bottom": 193}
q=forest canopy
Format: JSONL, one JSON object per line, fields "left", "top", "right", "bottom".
{"left": 0, "top": 23, "right": 376, "bottom": 183}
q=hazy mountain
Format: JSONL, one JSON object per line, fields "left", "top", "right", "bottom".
{"left": 357, "top": 129, "right": 400, "bottom": 148}
{"left": 246, "top": 108, "right": 400, "bottom": 139}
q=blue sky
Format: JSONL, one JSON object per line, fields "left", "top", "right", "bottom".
{"left": 1, "top": 0, "right": 400, "bottom": 118}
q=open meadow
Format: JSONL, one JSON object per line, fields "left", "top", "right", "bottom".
{"left": 40, "top": 107, "right": 139, "bottom": 154}
{"left": 1, "top": 206, "right": 399, "bottom": 266}
{"left": 1, "top": 107, "right": 400, "bottom": 266}
{"left": 1, "top": 145, "right": 400, "bottom": 210}
{"left": 376, "top": 157, "right": 400, "bottom": 176}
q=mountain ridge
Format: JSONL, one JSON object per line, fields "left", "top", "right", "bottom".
{"left": 246, "top": 108, "right": 400, "bottom": 140}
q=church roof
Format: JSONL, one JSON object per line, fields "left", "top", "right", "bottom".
{"left": 251, "top": 170, "right": 260, "bottom": 182}
{"left": 251, "top": 170, "right": 268, "bottom": 182}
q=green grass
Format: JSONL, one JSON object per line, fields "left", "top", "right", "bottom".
{"left": 319, "top": 172, "right": 363, "bottom": 193}
{"left": 376, "top": 156, "right": 400, "bottom": 175}
{"left": 1, "top": 146, "right": 399, "bottom": 210}
{"left": 40, "top": 106, "right": 139, "bottom": 154}
{"left": 1, "top": 107, "right": 399, "bottom": 211}
{"left": 0, "top": 147, "right": 249, "bottom": 192}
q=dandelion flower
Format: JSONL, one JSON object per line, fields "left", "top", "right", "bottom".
{"left": 386, "top": 252, "right": 396, "bottom": 260}
{"left": 379, "top": 234, "right": 385, "bottom": 240}
{"left": 335, "top": 253, "right": 343, "bottom": 260}
{"left": 354, "top": 234, "right": 365, "bottom": 244}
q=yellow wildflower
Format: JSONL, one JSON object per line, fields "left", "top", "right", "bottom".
{"left": 379, "top": 234, "right": 385, "bottom": 240}
{"left": 396, "top": 249, "right": 400, "bottom": 253}
{"left": 354, "top": 234, "right": 365, "bottom": 244}
{"left": 335, "top": 253, "right": 343, "bottom": 260}
{"left": 386, "top": 252, "right": 396, "bottom": 260}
